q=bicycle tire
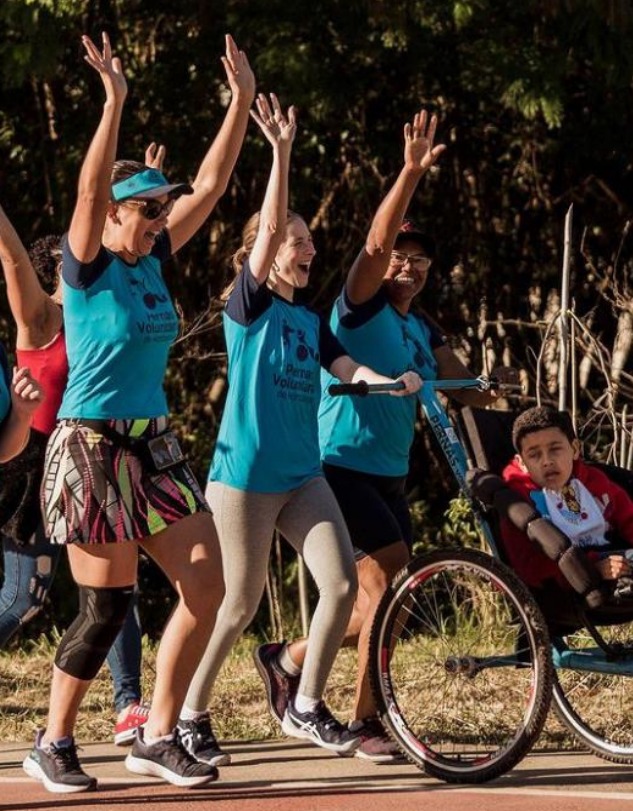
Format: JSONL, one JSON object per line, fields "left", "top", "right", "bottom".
{"left": 369, "top": 548, "right": 553, "bottom": 783}
{"left": 552, "top": 620, "right": 633, "bottom": 763}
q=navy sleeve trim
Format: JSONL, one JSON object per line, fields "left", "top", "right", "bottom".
{"left": 61, "top": 234, "right": 114, "bottom": 290}
{"left": 319, "top": 316, "right": 347, "bottom": 370}
{"left": 337, "top": 286, "right": 388, "bottom": 328}
{"left": 225, "top": 260, "right": 273, "bottom": 325}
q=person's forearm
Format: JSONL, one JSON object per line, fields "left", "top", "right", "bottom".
{"left": 0, "top": 204, "right": 50, "bottom": 328}
{"left": 77, "top": 99, "right": 125, "bottom": 205}
{"left": 0, "top": 205, "right": 29, "bottom": 272}
{"left": 332, "top": 356, "right": 397, "bottom": 385}
{"left": 260, "top": 148, "right": 290, "bottom": 232}
{"left": 248, "top": 147, "right": 291, "bottom": 283}
{"left": 351, "top": 364, "right": 395, "bottom": 386}
{"left": 0, "top": 410, "right": 30, "bottom": 462}
{"left": 191, "top": 92, "right": 252, "bottom": 196}
{"left": 366, "top": 165, "right": 425, "bottom": 255}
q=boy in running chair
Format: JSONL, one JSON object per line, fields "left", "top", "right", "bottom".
{"left": 500, "top": 406, "right": 633, "bottom": 599}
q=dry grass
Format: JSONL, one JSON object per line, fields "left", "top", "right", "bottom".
{"left": 0, "top": 630, "right": 593, "bottom": 752}
{"left": 0, "top": 632, "right": 359, "bottom": 744}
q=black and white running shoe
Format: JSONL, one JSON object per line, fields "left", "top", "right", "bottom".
{"left": 125, "top": 726, "right": 219, "bottom": 787}
{"left": 282, "top": 700, "right": 361, "bottom": 754}
{"left": 177, "top": 713, "right": 231, "bottom": 767}
{"left": 22, "top": 730, "right": 97, "bottom": 794}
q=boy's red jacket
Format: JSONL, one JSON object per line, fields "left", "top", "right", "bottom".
{"left": 500, "top": 458, "right": 633, "bottom": 590}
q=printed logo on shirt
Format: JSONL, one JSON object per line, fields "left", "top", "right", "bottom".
{"left": 272, "top": 319, "right": 320, "bottom": 403}
{"left": 401, "top": 325, "right": 435, "bottom": 376}
{"left": 128, "top": 272, "right": 178, "bottom": 342}
{"left": 540, "top": 479, "right": 610, "bottom": 548}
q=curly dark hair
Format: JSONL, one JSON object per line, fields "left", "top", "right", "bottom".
{"left": 27, "top": 235, "right": 62, "bottom": 295}
{"left": 512, "top": 406, "right": 576, "bottom": 453}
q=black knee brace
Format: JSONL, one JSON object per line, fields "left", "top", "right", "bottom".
{"left": 55, "top": 585, "right": 134, "bottom": 680}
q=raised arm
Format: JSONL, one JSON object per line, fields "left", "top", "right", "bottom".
{"left": 0, "top": 205, "right": 60, "bottom": 346}
{"left": 167, "top": 35, "right": 256, "bottom": 254}
{"left": 347, "top": 110, "right": 446, "bottom": 305}
{"left": 246, "top": 94, "right": 296, "bottom": 284}
{"left": 68, "top": 33, "right": 128, "bottom": 264}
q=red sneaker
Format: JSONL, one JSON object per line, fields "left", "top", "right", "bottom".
{"left": 114, "top": 703, "right": 150, "bottom": 746}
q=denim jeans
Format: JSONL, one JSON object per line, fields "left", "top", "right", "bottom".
{"left": 107, "top": 585, "right": 143, "bottom": 713}
{"left": 0, "top": 530, "right": 142, "bottom": 711}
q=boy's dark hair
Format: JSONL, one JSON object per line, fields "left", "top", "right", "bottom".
{"left": 512, "top": 406, "right": 576, "bottom": 452}
{"left": 27, "top": 235, "right": 62, "bottom": 295}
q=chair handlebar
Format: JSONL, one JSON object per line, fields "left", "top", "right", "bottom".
{"left": 328, "top": 376, "right": 524, "bottom": 397}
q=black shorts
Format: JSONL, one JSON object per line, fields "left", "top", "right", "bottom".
{"left": 322, "top": 461, "right": 412, "bottom": 556}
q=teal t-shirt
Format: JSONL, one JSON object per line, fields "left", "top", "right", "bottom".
{"left": 209, "top": 265, "right": 346, "bottom": 493}
{"left": 319, "top": 287, "right": 444, "bottom": 476}
{"left": 58, "top": 232, "right": 179, "bottom": 419}
{"left": 0, "top": 344, "right": 11, "bottom": 427}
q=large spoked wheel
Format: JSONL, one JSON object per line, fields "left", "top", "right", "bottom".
{"left": 552, "top": 619, "right": 633, "bottom": 762}
{"left": 369, "top": 548, "right": 553, "bottom": 784}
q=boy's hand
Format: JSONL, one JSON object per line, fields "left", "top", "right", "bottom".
{"left": 596, "top": 554, "right": 631, "bottom": 580}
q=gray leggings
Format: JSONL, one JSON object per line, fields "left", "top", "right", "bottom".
{"left": 184, "top": 476, "right": 358, "bottom": 711}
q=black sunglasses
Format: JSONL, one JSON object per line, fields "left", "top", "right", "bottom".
{"left": 124, "top": 198, "right": 175, "bottom": 221}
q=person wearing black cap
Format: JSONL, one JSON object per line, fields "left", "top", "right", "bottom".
{"left": 254, "top": 109, "right": 502, "bottom": 762}
{"left": 23, "top": 31, "right": 255, "bottom": 793}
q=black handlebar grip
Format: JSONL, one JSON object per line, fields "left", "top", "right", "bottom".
{"left": 328, "top": 381, "right": 370, "bottom": 397}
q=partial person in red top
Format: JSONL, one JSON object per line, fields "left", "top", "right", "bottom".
{"left": 501, "top": 406, "right": 633, "bottom": 592}
{"left": 0, "top": 190, "right": 153, "bottom": 744}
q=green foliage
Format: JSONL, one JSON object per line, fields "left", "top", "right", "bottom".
{"left": 1, "top": 0, "right": 632, "bottom": 637}
{"left": 442, "top": 495, "right": 489, "bottom": 552}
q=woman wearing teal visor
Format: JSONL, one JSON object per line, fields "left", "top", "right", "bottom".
{"left": 22, "top": 31, "right": 255, "bottom": 794}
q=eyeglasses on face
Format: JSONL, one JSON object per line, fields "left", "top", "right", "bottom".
{"left": 123, "top": 198, "right": 175, "bottom": 221}
{"left": 389, "top": 251, "right": 432, "bottom": 269}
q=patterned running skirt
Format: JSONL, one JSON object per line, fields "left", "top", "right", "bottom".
{"left": 41, "top": 417, "right": 209, "bottom": 545}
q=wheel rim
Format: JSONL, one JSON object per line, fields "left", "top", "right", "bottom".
{"left": 373, "top": 555, "right": 547, "bottom": 775}
{"left": 553, "top": 624, "right": 633, "bottom": 757}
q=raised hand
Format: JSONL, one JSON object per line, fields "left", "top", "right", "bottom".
{"left": 404, "top": 109, "right": 446, "bottom": 174}
{"left": 145, "top": 142, "right": 166, "bottom": 171}
{"left": 11, "top": 367, "right": 44, "bottom": 417}
{"left": 250, "top": 93, "right": 297, "bottom": 151}
{"left": 81, "top": 32, "right": 127, "bottom": 104}
{"left": 221, "top": 34, "right": 255, "bottom": 103}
